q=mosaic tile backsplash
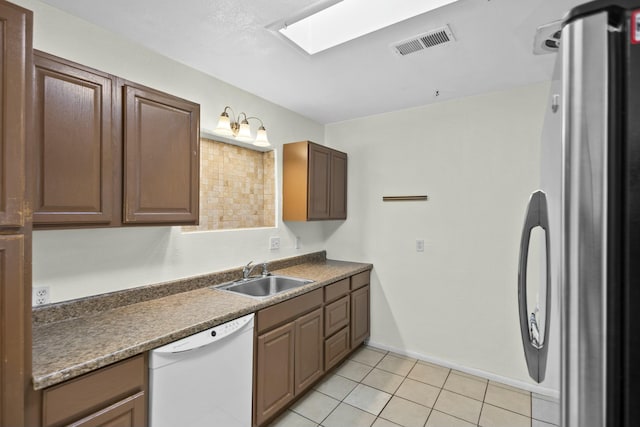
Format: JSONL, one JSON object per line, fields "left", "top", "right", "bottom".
{"left": 183, "top": 138, "right": 275, "bottom": 231}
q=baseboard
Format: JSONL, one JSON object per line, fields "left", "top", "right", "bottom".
{"left": 365, "top": 340, "right": 560, "bottom": 400}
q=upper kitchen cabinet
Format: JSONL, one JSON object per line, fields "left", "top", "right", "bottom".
{"left": 122, "top": 83, "right": 199, "bottom": 224}
{"left": 0, "top": 1, "right": 30, "bottom": 228}
{"left": 31, "top": 52, "right": 200, "bottom": 228}
{"left": 33, "top": 52, "right": 114, "bottom": 225}
{"left": 329, "top": 149, "right": 347, "bottom": 219}
{"left": 283, "top": 141, "right": 347, "bottom": 221}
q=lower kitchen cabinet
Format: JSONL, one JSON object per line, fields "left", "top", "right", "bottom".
{"left": 255, "top": 322, "right": 296, "bottom": 426}
{"left": 254, "top": 290, "right": 323, "bottom": 426}
{"left": 294, "top": 308, "right": 324, "bottom": 394}
{"left": 351, "top": 285, "right": 370, "bottom": 348}
{"left": 254, "top": 271, "right": 371, "bottom": 426}
{"left": 40, "top": 354, "right": 147, "bottom": 427}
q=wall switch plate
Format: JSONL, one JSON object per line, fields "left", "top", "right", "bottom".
{"left": 416, "top": 239, "right": 425, "bottom": 252}
{"left": 269, "top": 236, "right": 281, "bottom": 250}
{"left": 33, "top": 286, "right": 50, "bottom": 306}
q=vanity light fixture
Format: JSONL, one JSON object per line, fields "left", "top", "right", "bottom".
{"left": 214, "top": 106, "right": 270, "bottom": 147}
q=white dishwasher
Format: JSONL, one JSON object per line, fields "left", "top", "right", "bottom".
{"left": 149, "top": 313, "right": 254, "bottom": 427}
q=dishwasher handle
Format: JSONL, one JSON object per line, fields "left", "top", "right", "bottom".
{"left": 153, "top": 313, "right": 254, "bottom": 354}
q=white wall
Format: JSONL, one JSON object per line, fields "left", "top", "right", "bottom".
{"left": 325, "top": 83, "right": 550, "bottom": 391}
{"left": 16, "top": 0, "right": 328, "bottom": 302}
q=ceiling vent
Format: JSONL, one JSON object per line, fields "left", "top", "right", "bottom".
{"left": 392, "top": 25, "right": 455, "bottom": 56}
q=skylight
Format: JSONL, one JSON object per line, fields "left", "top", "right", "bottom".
{"left": 276, "top": 0, "right": 460, "bottom": 55}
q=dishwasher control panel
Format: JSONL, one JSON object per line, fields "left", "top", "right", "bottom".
{"left": 152, "top": 313, "right": 254, "bottom": 354}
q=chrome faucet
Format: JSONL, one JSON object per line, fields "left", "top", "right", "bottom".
{"left": 242, "top": 261, "right": 270, "bottom": 279}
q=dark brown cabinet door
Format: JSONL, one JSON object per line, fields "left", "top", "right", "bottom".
{"left": 294, "top": 308, "right": 323, "bottom": 395}
{"left": 330, "top": 151, "right": 347, "bottom": 219}
{"left": 0, "top": 2, "right": 29, "bottom": 227}
{"left": 0, "top": 235, "right": 26, "bottom": 426}
{"left": 307, "top": 144, "right": 330, "bottom": 220}
{"left": 33, "top": 52, "right": 114, "bottom": 225}
{"left": 351, "top": 285, "right": 370, "bottom": 348}
{"left": 123, "top": 84, "right": 199, "bottom": 224}
{"left": 0, "top": 3, "right": 31, "bottom": 426}
{"left": 255, "top": 322, "right": 295, "bottom": 426}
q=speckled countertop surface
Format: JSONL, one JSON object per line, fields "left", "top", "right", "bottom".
{"left": 32, "top": 258, "right": 372, "bottom": 390}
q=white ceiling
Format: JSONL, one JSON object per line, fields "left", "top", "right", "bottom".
{"left": 40, "top": 0, "right": 583, "bottom": 124}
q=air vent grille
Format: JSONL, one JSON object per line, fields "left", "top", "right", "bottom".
{"left": 421, "top": 31, "right": 451, "bottom": 48}
{"left": 392, "top": 25, "right": 455, "bottom": 57}
{"left": 396, "top": 39, "right": 424, "bottom": 56}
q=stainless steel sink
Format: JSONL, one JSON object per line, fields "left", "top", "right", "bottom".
{"left": 215, "top": 275, "right": 313, "bottom": 299}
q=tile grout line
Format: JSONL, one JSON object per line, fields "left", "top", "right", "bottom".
{"left": 317, "top": 348, "right": 390, "bottom": 427}
{"left": 477, "top": 374, "right": 491, "bottom": 427}
{"left": 422, "top": 366, "right": 453, "bottom": 426}
{"left": 482, "top": 402, "right": 535, "bottom": 423}
{"left": 365, "top": 349, "right": 393, "bottom": 425}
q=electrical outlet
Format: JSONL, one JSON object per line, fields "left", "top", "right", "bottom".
{"left": 269, "top": 236, "right": 281, "bottom": 250}
{"left": 416, "top": 239, "right": 425, "bottom": 252}
{"left": 295, "top": 236, "right": 301, "bottom": 249}
{"left": 33, "top": 286, "right": 50, "bottom": 306}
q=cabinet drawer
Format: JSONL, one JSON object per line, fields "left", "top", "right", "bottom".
{"left": 324, "top": 327, "right": 350, "bottom": 371}
{"left": 42, "top": 355, "right": 145, "bottom": 427}
{"left": 351, "top": 271, "right": 370, "bottom": 291}
{"left": 67, "top": 392, "right": 145, "bottom": 427}
{"left": 257, "top": 288, "right": 322, "bottom": 334}
{"left": 324, "top": 295, "right": 350, "bottom": 337}
{"left": 324, "top": 278, "right": 349, "bottom": 303}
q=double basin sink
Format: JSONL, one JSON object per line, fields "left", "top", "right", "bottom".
{"left": 216, "top": 275, "right": 313, "bottom": 299}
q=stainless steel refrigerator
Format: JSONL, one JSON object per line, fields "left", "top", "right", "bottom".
{"left": 518, "top": 1, "right": 640, "bottom": 426}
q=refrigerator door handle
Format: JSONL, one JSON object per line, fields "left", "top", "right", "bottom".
{"left": 517, "top": 190, "right": 551, "bottom": 383}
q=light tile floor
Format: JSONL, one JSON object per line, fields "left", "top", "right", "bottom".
{"left": 268, "top": 345, "right": 557, "bottom": 427}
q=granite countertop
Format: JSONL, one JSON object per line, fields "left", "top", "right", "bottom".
{"left": 32, "top": 256, "right": 372, "bottom": 390}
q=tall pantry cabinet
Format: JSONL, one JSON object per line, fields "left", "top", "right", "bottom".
{"left": 0, "top": 1, "right": 33, "bottom": 426}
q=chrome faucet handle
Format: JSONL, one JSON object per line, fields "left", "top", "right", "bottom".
{"left": 261, "top": 262, "right": 270, "bottom": 277}
{"left": 242, "top": 261, "right": 254, "bottom": 279}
